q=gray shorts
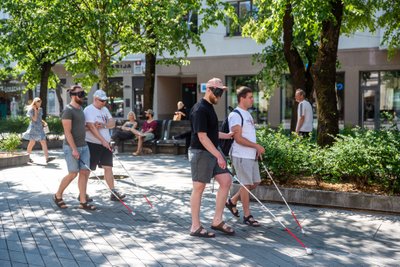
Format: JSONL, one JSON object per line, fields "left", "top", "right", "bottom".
{"left": 188, "top": 148, "right": 229, "bottom": 183}
{"left": 143, "top": 132, "right": 155, "bottom": 142}
{"left": 63, "top": 144, "right": 90, "bottom": 173}
{"left": 232, "top": 156, "right": 261, "bottom": 185}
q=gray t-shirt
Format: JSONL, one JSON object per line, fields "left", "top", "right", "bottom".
{"left": 61, "top": 104, "right": 87, "bottom": 147}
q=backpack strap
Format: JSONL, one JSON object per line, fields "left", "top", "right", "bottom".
{"left": 228, "top": 109, "right": 244, "bottom": 158}
{"left": 232, "top": 109, "right": 244, "bottom": 127}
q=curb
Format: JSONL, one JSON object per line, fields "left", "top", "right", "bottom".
{"left": 232, "top": 184, "right": 400, "bottom": 214}
{"left": 0, "top": 152, "right": 29, "bottom": 169}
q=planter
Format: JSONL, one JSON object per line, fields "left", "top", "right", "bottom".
{"left": 0, "top": 152, "right": 30, "bottom": 169}
{"left": 19, "top": 139, "right": 63, "bottom": 150}
{"left": 231, "top": 184, "right": 400, "bottom": 214}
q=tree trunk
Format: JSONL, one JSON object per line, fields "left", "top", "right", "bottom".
{"left": 39, "top": 61, "right": 52, "bottom": 119}
{"left": 143, "top": 52, "right": 156, "bottom": 111}
{"left": 98, "top": 45, "right": 109, "bottom": 92}
{"left": 55, "top": 82, "right": 64, "bottom": 113}
{"left": 311, "top": 0, "right": 343, "bottom": 147}
{"left": 283, "top": 2, "right": 307, "bottom": 131}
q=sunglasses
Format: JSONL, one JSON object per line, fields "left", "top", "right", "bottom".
{"left": 70, "top": 91, "right": 86, "bottom": 98}
{"left": 98, "top": 99, "right": 107, "bottom": 103}
{"left": 210, "top": 87, "right": 224, "bottom": 97}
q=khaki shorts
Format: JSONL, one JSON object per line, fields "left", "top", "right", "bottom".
{"left": 189, "top": 148, "right": 229, "bottom": 183}
{"left": 232, "top": 156, "right": 261, "bottom": 185}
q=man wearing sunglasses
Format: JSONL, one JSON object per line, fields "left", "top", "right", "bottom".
{"left": 84, "top": 89, "right": 126, "bottom": 202}
{"left": 188, "top": 78, "right": 235, "bottom": 238}
{"left": 54, "top": 85, "right": 96, "bottom": 210}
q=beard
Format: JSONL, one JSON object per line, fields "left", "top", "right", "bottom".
{"left": 210, "top": 95, "right": 219, "bottom": 105}
{"left": 75, "top": 97, "right": 83, "bottom": 105}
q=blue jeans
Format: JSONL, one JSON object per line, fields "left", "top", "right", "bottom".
{"left": 63, "top": 144, "right": 90, "bottom": 173}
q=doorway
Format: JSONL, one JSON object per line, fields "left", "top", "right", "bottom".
{"left": 181, "top": 83, "right": 197, "bottom": 112}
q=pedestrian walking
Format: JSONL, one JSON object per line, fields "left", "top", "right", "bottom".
{"left": 225, "top": 86, "right": 265, "bottom": 226}
{"left": 188, "top": 77, "right": 235, "bottom": 238}
{"left": 84, "top": 89, "right": 125, "bottom": 201}
{"left": 295, "top": 88, "right": 313, "bottom": 136}
{"left": 22, "top": 97, "right": 54, "bottom": 163}
{"left": 54, "top": 85, "right": 96, "bottom": 210}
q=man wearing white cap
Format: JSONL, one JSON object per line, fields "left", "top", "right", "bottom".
{"left": 188, "top": 78, "right": 235, "bottom": 238}
{"left": 84, "top": 89, "right": 126, "bottom": 201}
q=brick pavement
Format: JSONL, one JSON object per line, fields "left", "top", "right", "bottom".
{"left": 0, "top": 150, "right": 399, "bottom": 266}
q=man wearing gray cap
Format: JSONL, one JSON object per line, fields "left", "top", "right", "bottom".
{"left": 84, "top": 89, "right": 126, "bottom": 201}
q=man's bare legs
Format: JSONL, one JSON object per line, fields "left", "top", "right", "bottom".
{"left": 190, "top": 181, "right": 206, "bottom": 232}
{"left": 212, "top": 173, "right": 232, "bottom": 226}
{"left": 55, "top": 170, "right": 90, "bottom": 203}
{"left": 103, "top": 166, "right": 115, "bottom": 189}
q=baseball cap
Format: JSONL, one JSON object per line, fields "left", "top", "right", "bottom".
{"left": 93, "top": 90, "right": 108, "bottom": 100}
{"left": 206, "top": 78, "right": 228, "bottom": 90}
{"left": 145, "top": 109, "right": 154, "bottom": 115}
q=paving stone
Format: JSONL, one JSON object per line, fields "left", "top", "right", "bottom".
{"left": 0, "top": 259, "right": 12, "bottom": 267}
{"left": 8, "top": 250, "right": 26, "bottom": 264}
{"left": 24, "top": 253, "right": 45, "bottom": 266}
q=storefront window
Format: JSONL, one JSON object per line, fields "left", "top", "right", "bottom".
{"left": 361, "top": 70, "right": 400, "bottom": 129}
{"left": 107, "top": 77, "right": 124, "bottom": 117}
{"left": 226, "top": 75, "right": 268, "bottom": 124}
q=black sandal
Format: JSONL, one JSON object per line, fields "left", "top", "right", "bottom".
{"left": 53, "top": 194, "right": 68, "bottom": 209}
{"left": 225, "top": 198, "right": 240, "bottom": 217}
{"left": 243, "top": 215, "right": 260, "bottom": 227}
{"left": 79, "top": 202, "right": 97, "bottom": 211}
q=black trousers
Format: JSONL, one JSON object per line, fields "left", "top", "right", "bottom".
{"left": 111, "top": 129, "right": 135, "bottom": 145}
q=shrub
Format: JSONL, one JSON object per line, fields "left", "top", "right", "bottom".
{"left": 45, "top": 116, "right": 63, "bottom": 135}
{"left": 256, "top": 126, "right": 400, "bottom": 194}
{"left": 0, "top": 116, "right": 29, "bottom": 134}
{"left": 0, "top": 133, "right": 22, "bottom": 152}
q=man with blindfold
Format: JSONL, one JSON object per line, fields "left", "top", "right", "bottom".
{"left": 188, "top": 78, "right": 235, "bottom": 238}
{"left": 54, "top": 85, "right": 96, "bottom": 210}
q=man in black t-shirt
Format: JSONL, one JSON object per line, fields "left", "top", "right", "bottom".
{"left": 188, "top": 78, "right": 235, "bottom": 238}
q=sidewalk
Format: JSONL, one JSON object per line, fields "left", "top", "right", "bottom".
{"left": 0, "top": 150, "right": 399, "bottom": 266}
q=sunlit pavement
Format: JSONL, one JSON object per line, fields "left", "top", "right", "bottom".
{"left": 0, "top": 150, "right": 399, "bottom": 266}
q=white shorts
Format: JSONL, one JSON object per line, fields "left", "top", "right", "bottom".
{"left": 232, "top": 156, "right": 261, "bottom": 185}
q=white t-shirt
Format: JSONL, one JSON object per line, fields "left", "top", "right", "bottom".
{"left": 229, "top": 107, "right": 257, "bottom": 159}
{"left": 84, "top": 104, "right": 112, "bottom": 144}
{"left": 297, "top": 100, "right": 313, "bottom": 132}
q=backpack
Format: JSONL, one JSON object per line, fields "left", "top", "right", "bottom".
{"left": 219, "top": 109, "right": 243, "bottom": 156}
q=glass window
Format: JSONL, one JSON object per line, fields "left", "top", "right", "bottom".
{"left": 360, "top": 70, "right": 400, "bottom": 129}
{"left": 226, "top": 1, "right": 255, "bottom": 36}
{"left": 48, "top": 90, "right": 56, "bottom": 114}
{"left": 226, "top": 75, "right": 268, "bottom": 124}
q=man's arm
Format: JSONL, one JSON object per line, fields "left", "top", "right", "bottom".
{"left": 198, "top": 132, "right": 227, "bottom": 169}
{"left": 87, "top": 122, "right": 111, "bottom": 149}
{"left": 231, "top": 125, "right": 265, "bottom": 156}
{"left": 62, "top": 119, "right": 80, "bottom": 159}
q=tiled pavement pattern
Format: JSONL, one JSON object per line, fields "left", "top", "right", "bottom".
{"left": 0, "top": 150, "right": 399, "bottom": 266}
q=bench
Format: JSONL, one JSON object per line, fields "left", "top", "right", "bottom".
{"left": 117, "top": 119, "right": 167, "bottom": 153}
{"left": 156, "top": 120, "right": 191, "bottom": 154}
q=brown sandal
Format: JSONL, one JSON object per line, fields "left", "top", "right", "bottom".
{"left": 211, "top": 221, "right": 235, "bottom": 236}
{"left": 53, "top": 194, "right": 68, "bottom": 209}
{"left": 79, "top": 202, "right": 97, "bottom": 211}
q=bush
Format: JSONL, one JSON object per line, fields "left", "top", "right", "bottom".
{"left": 0, "top": 116, "right": 29, "bottom": 134}
{"left": 0, "top": 116, "right": 63, "bottom": 135}
{"left": 257, "top": 126, "right": 400, "bottom": 194}
{"left": 0, "top": 133, "right": 22, "bottom": 152}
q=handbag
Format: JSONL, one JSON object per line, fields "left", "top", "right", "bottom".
{"left": 42, "top": 120, "right": 50, "bottom": 134}
{"left": 173, "top": 113, "right": 182, "bottom": 121}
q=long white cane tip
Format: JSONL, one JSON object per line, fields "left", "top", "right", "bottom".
{"left": 306, "top": 248, "right": 313, "bottom": 255}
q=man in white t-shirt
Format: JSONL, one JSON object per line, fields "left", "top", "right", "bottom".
{"left": 225, "top": 86, "right": 265, "bottom": 227}
{"left": 84, "top": 89, "right": 126, "bottom": 201}
{"left": 295, "top": 88, "right": 313, "bottom": 136}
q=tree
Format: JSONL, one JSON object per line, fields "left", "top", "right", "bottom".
{"left": 242, "top": 0, "right": 378, "bottom": 146}
{"left": 0, "top": 0, "right": 78, "bottom": 118}
{"left": 64, "top": 0, "right": 143, "bottom": 96}
{"left": 378, "top": 0, "right": 400, "bottom": 58}
{"left": 130, "top": 0, "right": 234, "bottom": 111}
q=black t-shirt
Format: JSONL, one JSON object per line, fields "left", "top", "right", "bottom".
{"left": 190, "top": 98, "right": 219, "bottom": 150}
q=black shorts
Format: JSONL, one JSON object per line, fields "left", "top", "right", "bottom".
{"left": 87, "top": 142, "right": 113, "bottom": 170}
